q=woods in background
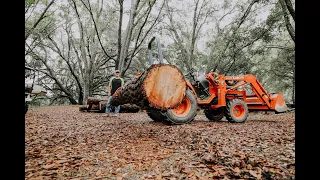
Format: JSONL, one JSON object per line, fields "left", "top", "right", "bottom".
{"left": 25, "top": 0, "right": 295, "bottom": 105}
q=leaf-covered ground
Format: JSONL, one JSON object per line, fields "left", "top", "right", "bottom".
{"left": 25, "top": 106, "right": 295, "bottom": 180}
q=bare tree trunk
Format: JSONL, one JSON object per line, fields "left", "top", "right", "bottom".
{"left": 84, "top": 37, "right": 96, "bottom": 104}
{"left": 189, "top": 0, "right": 200, "bottom": 68}
{"left": 83, "top": 78, "right": 90, "bottom": 105}
{"left": 119, "top": 0, "right": 139, "bottom": 72}
{"left": 70, "top": 0, "right": 91, "bottom": 104}
{"left": 284, "top": 0, "right": 295, "bottom": 21}
{"left": 116, "top": 0, "right": 124, "bottom": 70}
{"left": 292, "top": 63, "right": 295, "bottom": 104}
{"left": 279, "top": 0, "right": 295, "bottom": 43}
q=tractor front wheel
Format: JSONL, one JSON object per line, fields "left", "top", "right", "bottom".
{"left": 224, "top": 99, "right": 248, "bottom": 123}
{"left": 204, "top": 108, "right": 224, "bottom": 121}
{"left": 163, "top": 89, "right": 198, "bottom": 125}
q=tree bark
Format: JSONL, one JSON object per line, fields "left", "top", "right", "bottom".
{"left": 71, "top": 0, "right": 90, "bottom": 105}
{"left": 119, "top": 0, "right": 139, "bottom": 72}
{"left": 79, "top": 105, "right": 88, "bottom": 111}
{"left": 292, "top": 62, "right": 295, "bottom": 104}
{"left": 87, "top": 97, "right": 109, "bottom": 104}
{"left": 284, "top": 0, "right": 295, "bottom": 21}
{"left": 279, "top": 0, "right": 295, "bottom": 43}
{"left": 116, "top": 0, "right": 124, "bottom": 70}
{"left": 189, "top": 0, "right": 200, "bottom": 68}
{"left": 110, "top": 64, "right": 187, "bottom": 110}
{"left": 80, "top": 100, "right": 140, "bottom": 113}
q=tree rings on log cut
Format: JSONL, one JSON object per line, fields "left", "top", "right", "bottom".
{"left": 143, "top": 64, "right": 186, "bottom": 110}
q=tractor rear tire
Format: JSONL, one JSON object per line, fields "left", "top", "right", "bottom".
{"left": 224, "top": 99, "right": 248, "bottom": 123}
{"left": 163, "top": 89, "right": 198, "bottom": 125}
{"left": 146, "top": 108, "right": 166, "bottom": 122}
{"left": 204, "top": 108, "right": 224, "bottom": 121}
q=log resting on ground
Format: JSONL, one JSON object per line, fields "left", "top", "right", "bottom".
{"left": 110, "top": 64, "right": 187, "bottom": 110}
{"left": 86, "top": 97, "right": 109, "bottom": 105}
{"left": 80, "top": 97, "right": 141, "bottom": 113}
{"left": 79, "top": 105, "right": 88, "bottom": 111}
{"left": 101, "top": 103, "right": 140, "bottom": 113}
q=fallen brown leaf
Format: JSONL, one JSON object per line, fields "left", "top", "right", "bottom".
{"left": 42, "top": 164, "right": 56, "bottom": 169}
{"left": 249, "top": 170, "right": 258, "bottom": 178}
{"left": 234, "top": 167, "right": 240, "bottom": 174}
{"left": 218, "top": 169, "right": 226, "bottom": 176}
{"left": 96, "top": 169, "right": 102, "bottom": 176}
{"left": 187, "top": 171, "right": 195, "bottom": 177}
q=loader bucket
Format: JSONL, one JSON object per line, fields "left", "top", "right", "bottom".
{"left": 270, "top": 93, "right": 288, "bottom": 113}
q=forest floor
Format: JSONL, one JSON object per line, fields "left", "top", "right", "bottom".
{"left": 25, "top": 105, "right": 295, "bottom": 180}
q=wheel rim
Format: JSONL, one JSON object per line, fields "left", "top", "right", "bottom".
{"left": 232, "top": 104, "right": 245, "bottom": 118}
{"left": 171, "top": 98, "right": 191, "bottom": 117}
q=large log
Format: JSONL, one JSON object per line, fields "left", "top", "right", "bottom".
{"left": 80, "top": 97, "right": 141, "bottom": 113}
{"left": 110, "top": 64, "right": 187, "bottom": 110}
{"left": 100, "top": 103, "right": 140, "bottom": 113}
{"left": 87, "top": 97, "right": 109, "bottom": 105}
{"left": 79, "top": 105, "right": 88, "bottom": 111}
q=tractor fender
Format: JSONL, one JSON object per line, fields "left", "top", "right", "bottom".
{"left": 186, "top": 81, "right": 197, "bottom": 97}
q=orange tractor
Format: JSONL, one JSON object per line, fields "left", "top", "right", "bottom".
{"left": 145, "top": 36, "right": 288, "bottom": 125}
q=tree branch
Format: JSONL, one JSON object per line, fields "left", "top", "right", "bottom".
{"left": 284, "top": 0, "right": 294, "bottom": 21}
{"left": 25, "top": 0, "right": 55, "bottom": 41}
{"left": 80, "top": 0, "right": 115, "bottom": 61}
{"left": 279, "top": 0, "right": 295, "bottom": 43}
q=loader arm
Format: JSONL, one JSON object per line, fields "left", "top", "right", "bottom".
{"left": 243, "top": 74, "right": 272, "bottom": 107}
{"left": 223, "top": 74, "right": 288, "bottom": 113}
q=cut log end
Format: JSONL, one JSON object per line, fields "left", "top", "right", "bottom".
{"left": 143, "top": 64, "right": 186, "bottom": 109}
